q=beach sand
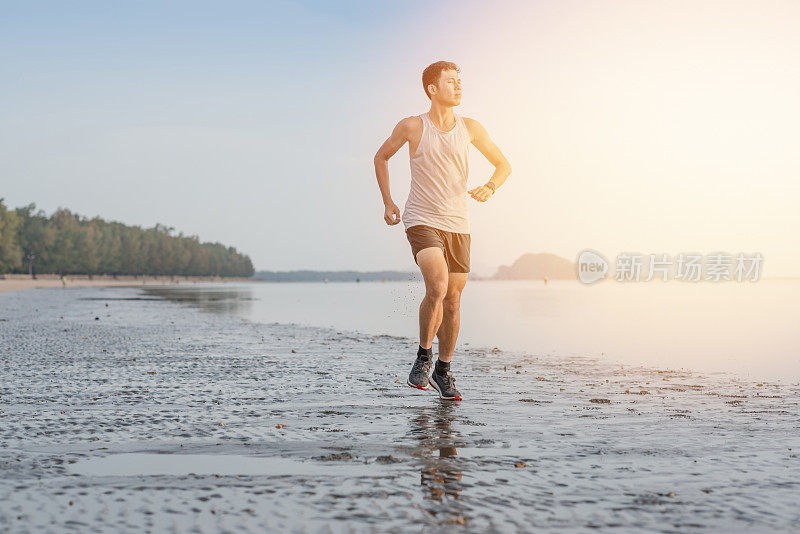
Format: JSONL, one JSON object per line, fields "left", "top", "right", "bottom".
{"left": 0, "top": 274, "right": 256, "bottom": 295}
{"left": 1, "top": 286, "right": 798, "bottom": 532}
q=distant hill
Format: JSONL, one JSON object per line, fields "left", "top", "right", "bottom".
{"left": 493, "top": 253, "right": 576, "bottom": 280}
{"left": 254, "top": 270, "right": 421, "bottom": 282}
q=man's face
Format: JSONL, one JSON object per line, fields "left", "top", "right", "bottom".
{"left": 431, "top": 69, "right": 462, "bottom": 106}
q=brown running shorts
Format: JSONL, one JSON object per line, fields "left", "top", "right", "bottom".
{"left": 405, "top": 224, "right": 470, "bottom": 274}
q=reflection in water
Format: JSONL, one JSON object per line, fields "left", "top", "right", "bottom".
{"left": 409, "top": 403, "right": 467, "bottom": 522}
{"left": 142, "top": 285, "right": 257, "bottom": 315}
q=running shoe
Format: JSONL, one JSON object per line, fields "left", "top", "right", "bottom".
{"left": 407, "top": 355, "right": 433, "bottom": 390}
{"left": 430, "top": 369, "right": 462, "bottom": 400}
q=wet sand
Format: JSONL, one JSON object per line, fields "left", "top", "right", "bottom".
{"left": 1, "top": 287, "right": 798, "bottom": 532}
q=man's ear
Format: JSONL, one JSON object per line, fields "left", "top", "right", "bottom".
{"left": 427, "top": 83, "right": 437, "bottom": 96}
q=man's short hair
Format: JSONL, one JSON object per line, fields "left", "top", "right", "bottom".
{"left": 422, "top": 61, "right": 460, "bottom": 99}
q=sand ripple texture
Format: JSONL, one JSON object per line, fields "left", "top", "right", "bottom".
{"left": 1, "top": 287, "right": 799, "bottom": 533}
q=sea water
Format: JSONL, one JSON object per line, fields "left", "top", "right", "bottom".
{"left": 144, "top": 279, "right": 800, "bottom": 382}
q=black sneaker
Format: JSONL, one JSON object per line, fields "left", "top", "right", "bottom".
{"left": 430, "top": 369, "right": 462, "bottom": 400}
{"left": 407, "top": 355, "right": 433, "bottom": 390}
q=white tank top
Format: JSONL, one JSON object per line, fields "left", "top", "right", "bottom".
{"left": 402, "top": 112, "right": 470, "bottom": 234}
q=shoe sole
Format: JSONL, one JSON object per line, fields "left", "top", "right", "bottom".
{"left": 429, "top": 378, "right": 462, "bottom": 401}
{"left": 407, "top": 379, "right": 429, "bottom": 390}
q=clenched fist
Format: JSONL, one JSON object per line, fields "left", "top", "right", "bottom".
{"left": 468, "top": 185, "right": 494, "bottom": 202}
{"left": 384, "top": 202, "right": 401, "bottom": 225}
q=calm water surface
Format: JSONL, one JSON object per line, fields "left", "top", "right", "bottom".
{"left": 146, "top": 279, "right": 800, "bottom": 382}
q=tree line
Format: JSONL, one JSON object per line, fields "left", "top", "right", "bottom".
{"left": 0, "top": 200, "right": 254, "bottom": 277}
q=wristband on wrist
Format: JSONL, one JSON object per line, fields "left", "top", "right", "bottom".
{"left": 485, "top": 182, "right": 497, "bottom": 192}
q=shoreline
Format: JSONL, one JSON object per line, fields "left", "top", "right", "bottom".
{"left": 10, "top": 282, "right": 796, "bottom": 386}
{"left": 0, "top": 273, "right": 258, "bottom": 295}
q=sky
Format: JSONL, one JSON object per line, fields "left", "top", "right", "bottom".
{"left": 1, "top": 0, "right": 798, "bottom": 276}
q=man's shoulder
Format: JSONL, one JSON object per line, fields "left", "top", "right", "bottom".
{"left": 461, "top": 116, "right": 481, "bottom": 129}
{"left": 398, "top": 115, "right": 423, "bottom": 129}
{"left": 393, "top": 115, "right": 423, "bottom": 139}
{"left": 461, "top": 116, "right": 487, "bottom": 140}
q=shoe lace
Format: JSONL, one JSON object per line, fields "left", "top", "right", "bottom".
{"left": 441, "top": 370, "right": 456, "bottom": 390}
{"left": 414, "top": 356, "right": 430, "bottom": 371}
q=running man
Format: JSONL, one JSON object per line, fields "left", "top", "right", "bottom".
{"left": 373, "top": 61, "right": 511, "bottom": 400}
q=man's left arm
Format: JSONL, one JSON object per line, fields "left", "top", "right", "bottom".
{"left": 465, "top": 118, "right": 511, "bottom": 202}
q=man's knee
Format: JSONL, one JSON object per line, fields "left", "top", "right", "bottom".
{"left": 425, "top": 279, "right": 449, "bottom": 301}
{"left": 442, "top": 274, "right": 467, "bottom": 312}
{"left": 442, "top": 293, "right": 461, "bottom": 312}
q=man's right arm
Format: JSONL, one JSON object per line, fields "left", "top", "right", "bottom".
{"left": 374, "top": 118, "right": 414, "bottom": 226}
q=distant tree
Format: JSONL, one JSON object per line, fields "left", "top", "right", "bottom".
{"left": 13, "top": 203, "right": 53, "bottom": 276}
{"left": 0, "top": 199, "right": 23, "bottom": 273}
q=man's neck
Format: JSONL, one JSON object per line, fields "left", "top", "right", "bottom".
{"left": 428, "top": 101, "right": 455, "bottom": 130}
